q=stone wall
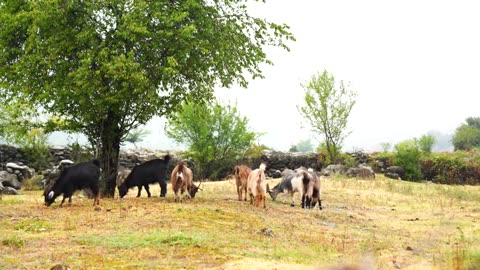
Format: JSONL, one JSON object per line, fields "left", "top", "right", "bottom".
{"left": 246, "top": 151, "right": 324, "bottom": 178}
{"left": 0, "top": 145, "right": 29, "bottom": 170}
{"left": 0, "top": 145, "right": 328, "bottom": 180}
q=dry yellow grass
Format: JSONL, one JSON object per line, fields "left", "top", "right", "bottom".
{"left": 1, "top": 175, "right": 480, "bottom": 270}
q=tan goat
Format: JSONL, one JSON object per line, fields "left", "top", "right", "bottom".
{"left": 234, "top": 165, "right": 252, "bottom": 201}
{"left": 247, "top": 163, "right": 267, "bottom": 208}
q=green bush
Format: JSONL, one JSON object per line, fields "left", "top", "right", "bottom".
{"left": 394, "top": 140, "right": 422, "bottom": 181}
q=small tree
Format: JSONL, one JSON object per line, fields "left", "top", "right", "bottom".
{"left": 298, "top": 70, "right": 356, "bottom": 163}
{"left": 289, "top": 139, "right": 314, "bottom": 152}
{"left": 124, "top": 128, "right": 151, "bottom": 149}
{"left": 380, "top": 142, "right": 391, "bottom": 153}
{"left": 244, "top": 143, "right": 270, "bottom": 159}
{"left": 418, "top": 134, "right": 436, "bottom": 154}
{"left": 452, "top": 117, "right": 480, "bottom": 151}
{"left": 166, "top": 101, "right": 258, "bottom": 180}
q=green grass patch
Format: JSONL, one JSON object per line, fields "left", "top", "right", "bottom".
{"left": 77, "top": 230, "right": 205, "bottom": 249}
{"left": 14, "top": 218, "right": 52, "bottom": 233}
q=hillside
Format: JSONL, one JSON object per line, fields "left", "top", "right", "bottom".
{"left": 1, "top": 175, "right": 479, "bottom": 269}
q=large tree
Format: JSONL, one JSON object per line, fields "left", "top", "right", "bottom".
{"left": 452, "top": 117, "right": 480, "bottom": 151}
{"left": 298, "top": 70, "right": 356, "bottom": 163}
{"left": 0, "top": 0, "right": 293, "bottom": 196}
{"left": 166, "top": 101, "right": 258, "bottom": 180}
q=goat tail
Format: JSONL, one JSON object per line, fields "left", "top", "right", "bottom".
{"left": 259, "top": 163, "right": 266, "bottom": 172}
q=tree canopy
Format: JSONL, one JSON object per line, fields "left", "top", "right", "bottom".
{"left": 0, "top": 0, "right": 293, "bottom": 195}
{"left": 298, "top": 70, "right": 356, "bottom": 163}
{"left": 166, "top": 101, "right": 258, "bottom": 180}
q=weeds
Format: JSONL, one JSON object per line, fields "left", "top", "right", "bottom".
{"left": 21, "top": 175, "right": 44, "bottom": 191}
{"left": 1, "top": 236, "right": 25, "bottom": 248}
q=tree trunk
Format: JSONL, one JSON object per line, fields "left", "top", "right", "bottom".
{"left": 98, "top": 113, "right": 122, "bottom": 197}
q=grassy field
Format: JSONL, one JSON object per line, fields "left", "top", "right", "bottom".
{"left": 1, "top": 175, "right": 480, "bottom": 270}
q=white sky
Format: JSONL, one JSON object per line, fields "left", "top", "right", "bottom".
{"left": 51, "top": 0, "right": 480, "bottom": 152}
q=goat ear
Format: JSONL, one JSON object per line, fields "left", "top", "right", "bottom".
{"left": 48, "top": 191, "right": 54, "bottom": 199}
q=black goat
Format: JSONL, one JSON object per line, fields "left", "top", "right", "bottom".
{"left": 44, "top": 160, "right": 101, "bottom": 207}
{"left": 118, "top": 154, "right": 171, "bottom": 198}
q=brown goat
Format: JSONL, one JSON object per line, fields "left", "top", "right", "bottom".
{"left": 234, "top": 165, "right": 252, "bottom": 201}
{"left": 170, "top": 161, "right": 193, "bottom": 202}
{"left": 301, "top": 170, "right": 322, "bottom": 209}
{"left": 247, "top": 163, "right": 267, "bottom": 208}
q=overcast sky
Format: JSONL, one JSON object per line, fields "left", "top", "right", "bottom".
{"left": 51, "top": 0, "right": 480, "bottom": 152}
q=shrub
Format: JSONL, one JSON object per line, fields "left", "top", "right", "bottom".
{"left": 421, "top": 151, "right": 480, "bottom": 185}
{"left": 394, "top": 140, "right": 422, "bottom": 181}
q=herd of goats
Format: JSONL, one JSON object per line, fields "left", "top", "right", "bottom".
{"left": 43, "top": 154, "right": 323, "bottom": 210}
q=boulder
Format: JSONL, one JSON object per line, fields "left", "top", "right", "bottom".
{"left": 385, "top": 172, "right": 401, "bottom": 180}
{"left": 346, "top": 165, "right": 375, "bottom": 179}
{"left": 321, "top": 164, "right": 344, "bottom": 176}
{"left": 1, "top": 186, "right": 21, "bottom": 195}
{"left": 0, "top": 171, "right": 21, "bottom": 189}
{"left": 267, "top": 169, "right": 282, "bottom": 179}
{"left": 386, "top": 166, "right": 405, "bottom": 179}
{"left": 6, "top": 162, "right": 34, "bottom": 181}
